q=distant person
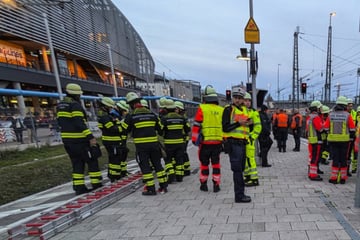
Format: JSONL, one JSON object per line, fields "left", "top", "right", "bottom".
{"left": 274, "top": 109, "right": 289, "bottom": 152}
{"left": 57, "top": 83, "right": 102, "bottom": 195}
{"left": 290, "top": 109, "right": 303, "bottom": 152}
{"left": 12, "top": 114, "right": 25, "bottom": 144}
{"left": 258, "top": 105, "right": 273, "bottom": 167}
{"left": 23, "top": 113, "right": 38, "bottom": 143}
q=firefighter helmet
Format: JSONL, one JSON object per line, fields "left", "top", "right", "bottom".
{"left": 126, "top": 92, "right": 140, "bottom": 103}
{"left": 174, "top": 101, "right": 184, "bottom": 110}
{"left": 140, "top": 99, "right": 149, "bottom": 108}
{"left": 100, "top": 97, "right": 114, "bottom": 107}
{"left": 116, "top": 100, "right": 129, "bottom": 111}
{"left": 165, "top": 99, "right": 176, "bottom": 109}
{"left": 203, "top": 85, "right": 218, "bottom": 102}
{"left": 321, "top": 105, "right": 330, "bottom": 114}
{"left": 336, "top": 96, "right": 348, "bottom": 105}
{"left": 159, "top": 97, "right": 167, "bottom": 108}
{"left": 66, "top": 83, "right": 83, "bottom": 95}
{"left": 310, "top": 100, "right": 322, "bottom": 108}
{"left": 244, "top": 92, "right": 251, "bottom": 100}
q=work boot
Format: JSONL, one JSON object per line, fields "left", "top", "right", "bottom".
{"left": 142, "top": 186, "right": 156, "bottom": 196}
{"left": 309, "top": 176, "right": 323, "bottom": 181}
{"left": 262, "top": 163, "right": 272, "bottom": 167}
{"left": 347, "top": 171, "right": 352, "bottom": 177}
{"left": 235, "top": 195, "right": 251, "bottom": 203}
{"left": 340, "top": 179, "right": 346, "bottom": 184}
{"left": 245, "top": 179, "right": 259, "bottom": 187}
{"left": 317, "top": 169, "right": 324, "bottom": 174}
{"left": 75, "top": 187, "right": 90, "bottom": 195}
{"left": 329, "top": 179, "right": 338, "bottom": 184}
{"left": 213, "top": 181, "right": 220, "bottom": 193}
{"left": 91, "top": 183, "right": 103, "bottom": 191}
{"left": 157, "top": 187, "right": 168, "bottom": 194}
{"left": 176, "top": 175, "right": 183, "bottom": 182}
{"left": 200, "top": 182, "right": 208, "bottom": 192}
{"left": 184, "top": 170, "right": 191, "bottom": 176}
{"left": 352, "top": 169, "right": 357, "bottom": 174}
{"left": 167, "top": 174, "right": 175, "bottom": 184}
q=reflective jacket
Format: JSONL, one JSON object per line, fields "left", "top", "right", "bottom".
{"left": 290, "top": 113, "right": 303, "bottom": 129}
{"left": 56, "top": 96, "right": 93, "bottom": 144}
{"left": 162, "top": 112, "right": 190, "bottom": 144}
{"left": 248, "top": 108, "right": 262, "bottom": 140}
{"left": 122, "top": 106, "right": 163, "bottom": 145}
{"left": 192, "top": 103, "right": 224, "bottom": 144}
{"left": 324, "top": 110, "right": 355, "bottom": 142}
{"left": 97, "top": 110, "right": 123, "bottom": 145}
{"left": 222, "top": 104, "right": 250, "bottom": 140}
{"left": 276, "top": 112, "right": 288, "bottom": 128}
{"left": 306, "top": 112, "right": 323, "bottom": 144}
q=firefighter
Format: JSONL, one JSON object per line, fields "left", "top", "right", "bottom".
{"left": 122, "top": 92, "right": 168, "bottom": 195}
{"left": 324, "top": 96, "right": 355, "bottom": 184}
{"left": 353, "top": 106, "right": 360, "bottom": 174}
{"left": 159, "top": 97, "right": 168, "bottom": 118}
{"left": 141, "top": 99, "right": 149, "bottom": 109}
{"left": 192, "top": 85, "right": 224, "bottom": 192}
{"left": 274, "top": 109, "right": 289, "bottom": 152}
{"left": 346, "top": 98, "right": 357, "bottom": 176}
{"left": 243, "top": 92, "right": 261, "bottom": 187}
{"left": 319, "top": 105, "right": 330, "bottom": 166}
{"left": 57, "top": 83, "right": 102, "bottom": 195}
{"left": 97, "top": 97, "right": 124, "bottom": 182}
{"left": 114, "top": 100, "right": 130, "bottom": 177}
{"left": 175, "top": 101, "right": 192, "bottom": 176}
{"left": 161, "top": 99, "right": 190, "bottom": 183}
{"left": 222, "top": 87, "right": 251, "bottom": 203}
{"left": 290, "top": 109, "right": 303, "bottom": 152}
{"left": 306, "top": 100, "right": 323, "bottom": 181}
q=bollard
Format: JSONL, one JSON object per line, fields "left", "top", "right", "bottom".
{"left": 355, "top": 141, "right": 360, "bottom": 208}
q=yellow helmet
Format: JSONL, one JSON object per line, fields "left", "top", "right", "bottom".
{"left": 357, "top": 106, "right": 360, "bottom": 112}
{"left": 244, "top": 92, "right": 251, "bottom": 100}
{"left": 100, "top": 97, "right": 114, "bottom": 107}
{"left": 140, "top": 99, "right": 149, "bottom": 108}
{"left": 336, "top": 96, "right": 348, "bottom": 105}
{"left": 321, "top": 105, "right": 330, "bottom": 114}
{"left": 159, "top": 97, "right": 167, "bottom": 108}
{"left": 116, "top": 100, "right": 129, "bottom": 111}
{"left": 66, "top": 83, "right": 83, "bottom": 95}
{"left": 174, "top": 101, "right": 184, "bottom": 110}
{"left": 165, "top": 99, "right": 176, "bottom": 109}
{"left": 203, "top": 85, "right": 218, "bottom": 102}
{"left": 126, "top": 92, "right": 140, "bottom": 103}
{"left": 310, "top": 100, "right": 322, "bottom": 108}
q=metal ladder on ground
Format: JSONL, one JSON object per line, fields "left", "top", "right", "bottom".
{"left": 7, "top": 173, "right": 142, "bottom": 240}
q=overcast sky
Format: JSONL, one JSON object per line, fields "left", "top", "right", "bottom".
{"left": 114, "top": 0, "right": 360, "bottom": 101}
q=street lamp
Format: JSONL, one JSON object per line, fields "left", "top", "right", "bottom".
{"left": 324, "top": 12, "right": 336, "bottom": 103}
{"left": 236, "top": 49, "right": 250, "bottom": 83}
{"left": 277, "top": 64, "right": 281, "bottom": 101}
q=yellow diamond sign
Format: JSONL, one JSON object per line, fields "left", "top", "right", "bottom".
{"left": 244, "top": 17, "right": 260, "bottom": 44}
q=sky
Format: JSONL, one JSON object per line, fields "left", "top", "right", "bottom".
{"left": 114, "top": 0, "right": 360, "bottom": 101}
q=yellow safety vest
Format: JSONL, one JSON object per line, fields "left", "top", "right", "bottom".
{"left": 327, "top": 111, "right": 350, "bottom": 142}
{"left": 223, "top": 105, "right": 250, "bottom": 139}
{"left": 200, "top": 104, "right": 224, "bottom": 142}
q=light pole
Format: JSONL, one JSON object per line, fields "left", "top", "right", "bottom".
{"left": 249, "top": 0, "right": 257, "bottom": 108}
{"left": 277, "top": 64, "right": 281, "bottom": 101}
{"left": 107, "top": 44, "right": 118, "bottom": 97}
{"left": 43, "top": 12, "right": 63, "bottom": 100}
{"left": 236, "top": 51, "right": 250, "bottom": 83}
{"left": 324, "top": 12, "right": 336, "bottom": 103}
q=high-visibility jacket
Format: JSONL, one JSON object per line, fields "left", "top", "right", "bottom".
{"left": 192, "top": 103, "right": 224, "bottom": 144}
{"left": 223, "top": 105, "right": 250, "bottom": 140}
{"left": 56, "top": 96, "right": 94, "bottom": 144}
{"left": 290, "top": 113, "right": 303, "bottom": 129}
{"left": 276, "top": 112, "right": 288, "bottom": 128}
{"left": 324, "top": 110, "right": 355, "bottom": 142}
{"left": 306, "top": 112, "right": 323, "bottom": 144}
{"left": 97, "top": 110, "right": 123, "bottom": 145}
{"left": 122, "top": 106, "right": 163, "bottom": 145}
{"left": 248, "top": 108, "right": 262, "bottom": 140}
{"left": 162, "top": 112, "right": 190, "bottom": 144}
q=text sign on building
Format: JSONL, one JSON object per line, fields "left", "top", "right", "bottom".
{"left": 244, "top": 17, "right": 260, "bottom": 44}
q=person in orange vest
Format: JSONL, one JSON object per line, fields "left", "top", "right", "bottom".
{"left": 274, "top": 109, "right": 289, "bottom": 152}
{"left": 306, "top": 100, "right": 323, "bottom": 181}
{"left": 290, "top": 109, "right": 303, "bottom": 152}
{"left": 324, "top": 96, "right": 355, "bottom": 184}
{"left": 271, "top": 108, "right": 280, "bottom": 148}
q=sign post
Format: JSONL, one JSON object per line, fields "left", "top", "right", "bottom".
{"left": 244, "top": 17, "right": 260, "bottom": 44}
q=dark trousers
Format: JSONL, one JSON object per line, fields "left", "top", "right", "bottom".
{"left": 292, "top": 128, "right": 301, "bottom": 150}
{"left": 105, "top": 144, "right": 123, "bottom": 181}
{"left": 64, "top": 142, "right": 101, "bottom": 191}
{"left": 330, "top": 142, "right": 349, "bottom": 168}
{"left": 259, "top": 135, "right": 273, "bottom": 165}
{"left": 165, "top": 143, "right": 185, "bottom": 180}
{"left": 228, "top": 142, "right": 246, "bottom": 200}
{"left": 277, "top": 127, "right": 288, "bottom": 151}
{"left": 14, "top": 129, "right": 23, "bottom": 143}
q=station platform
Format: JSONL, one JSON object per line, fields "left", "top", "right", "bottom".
{"left": 1, "top": 135, "right": 360, "bottom": 240}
